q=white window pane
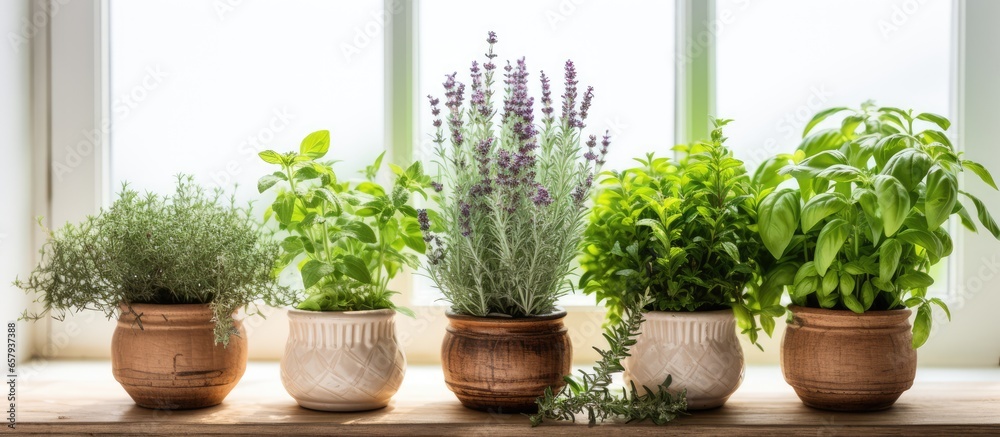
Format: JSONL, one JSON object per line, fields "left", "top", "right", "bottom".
{"left": 415, "top": 0, "right": 676, "bottom": 306}
{"left": 109, "top": 0, "right": 385, "bottom": 204}
{"left": 716, "top": 0, "right": 953, "bottom": 169}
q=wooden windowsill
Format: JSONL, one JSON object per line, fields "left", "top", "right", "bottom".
{"left": 12, "top": 361, "right": 1000, "bottom": 435}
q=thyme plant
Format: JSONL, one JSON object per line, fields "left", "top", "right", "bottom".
{"left": 423, "top": 31, "right": 608, "bottom": 317}
{"left": 15, "top": 175, "right": 293, "bottom": 345}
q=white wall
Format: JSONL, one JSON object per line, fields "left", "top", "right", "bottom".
{"left": 1, "top": 0, "right": 35, "bottom": 361}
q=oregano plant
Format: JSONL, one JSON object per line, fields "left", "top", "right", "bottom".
{"left": 258, "top": 130, "right": 437, "bottom": 314}
{"left": 752, "top": 102, "right": 1000, "bottom": 347}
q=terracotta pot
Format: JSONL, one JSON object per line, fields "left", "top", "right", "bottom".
{"left": 441, "top": 310, "right": 572, "bottom": 413}
{"left": 280, "top": 308, "right": 405, "bottom": 412}
{"left": 623, "top": 310, "right": 744, "bottom": 409}
{"left": 781, "top": 305, "right": 916, "bottom": 411}
{"left": 111, "top": 303, "right": 247, "bottom": 409}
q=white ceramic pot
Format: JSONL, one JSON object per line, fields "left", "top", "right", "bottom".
{"left": 280, "top": 308, "right": 405, "bottom": 411}
{"left": 622, "top": 310, "right": 744, "bottom": 409}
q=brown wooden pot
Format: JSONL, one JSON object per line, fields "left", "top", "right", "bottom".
{"left": 441, "top": 310, "right": 572, "bottom": 413}
{"left": 111, "top": 303, "right": 247, "bottom": 409}
{"left": 781, "top": 305, "right": 916, "bottom": 411}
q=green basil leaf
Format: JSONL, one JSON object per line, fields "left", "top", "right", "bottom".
{"left": 258, "top": 174, "right": 283, "bottom": 193}
{"left": 839, "top": 272, "right": 856, "bottom": 296}
{"left": 340, "top": 255, "right": 372, "bottom": 284}
{"left": 814, "top": 219, "right": 851, "bottom": 277}
{"left": 801, "top": 193, "right": 849, "bottom": 232}
{"left": 799, "top": 129, "right": 849, "bottom": 157}
{"left": 758, "top": 189, "right": 800, "bottom": 259}
{"left": 299, "top": 130, "right": 331, "bottom": 159}
{"left": 896, "top": 272, "right": 934, "bottom": 290}
{"left": 960, "top": 190, "right": 1000, "bottom": 238}
{"left": 301, "top": 260, "right": 336, "bottom": 289}
{"left": 924, "top": 165, "right": 958, "bottom": 231}
{"left": 343, "top": 221, "right": 377, "bottom": 244}
{"left": 896, "top": 229, "right": 943, "bottom": 263}
{"left": 915, "top": 112, "right": 951, "bottom": 131}
{"left": 820, "top": 270, "right": 840, "bottom": 296}
{"left": 803, "top": 107, "right": 851, "bottom": 137}
{"left": 842, "top": 292, "right": 864, "bottom": 314}
{"left": 879, "top": 238, "right": 902, "bottom": 282}
{"left": 855, "top": 188, "right": 883, "bottom": 243}
{"left": 962, "top": 160, "right": 998, "bottom": 190}
{"left": 259, "top": 150, "right": 284, "bottom": 165}
{"left": 912, "top": 304, "right": 932, "bottom": 348}
{"left": 861, "top": 280, "right": 876, "bottom": 309}
{"left": 882, "top": 148, "right": 932, "bottom": 191}
{"left": 874, "top": 175, "right": 911, "bottom": 237}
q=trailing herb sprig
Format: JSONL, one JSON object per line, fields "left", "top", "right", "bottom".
{"left": 531, "top": 293, "right": 688, "bottom": 426}
{"left": 753, "top": 102, "right": 1000, "bottom": 347}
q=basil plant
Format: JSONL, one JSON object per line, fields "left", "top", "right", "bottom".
{"left": 751, "top": 102, "right": 1000, "bottom": 348}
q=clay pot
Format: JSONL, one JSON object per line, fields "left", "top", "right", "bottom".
{"left": 111, "top": 303, "right": 247, "bottom": 409}
{"left": 441, "top": 310, "right": 572, "bottom": 413}
{"left": 781, "top": 305, "right": 916, "bottom": 411}
{"left": 623, "top": 310, "right": 744, "bottom": 409}
{"left": 280, "top": 309, "right": 405, "bottom": 412}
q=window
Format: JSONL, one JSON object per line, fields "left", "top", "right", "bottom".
{"left": 31, "top": 0, "right": 1000, "bottom": 366}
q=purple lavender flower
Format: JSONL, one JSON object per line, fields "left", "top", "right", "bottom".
{"left": 487, "top": 31, "right": 498, "bottom": 45}
{"left": 459, "top": 201, "right": 472, "bottom": 237}
{"left": 579, "top": 86, "right": 594, "bottom": 126}
{"left": 561, "top": 60, "right": 579, "bottom": 127}
{"left": 431, "top": 181, "right": 443, "bottom": 192}
{"left": 598, "top": 130, "right": 611, "bottom": 165}
{"left": 539, "top": 71, "right": 554, "bottom": 121}
{"left": 428, "top": 95, "right": 443, "bottom": 129}
{"left": 532, "top": 186, "right": 553, "bottom": 206}
{"left": 418, "top": 209, "right": 431, "bottom": 231}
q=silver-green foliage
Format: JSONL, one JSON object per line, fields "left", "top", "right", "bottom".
{"left": 16, "top": 175, "right": 293, "bottom": 345}
{"left": 424, "top": 32, "right": 605, "bottom": 317}
{"left": 753, "top": 102, "right": 1000, "bottom": 348}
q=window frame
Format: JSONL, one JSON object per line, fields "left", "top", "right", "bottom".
{"left": 30, "top": 0, "right": 1000, "bottom": 366}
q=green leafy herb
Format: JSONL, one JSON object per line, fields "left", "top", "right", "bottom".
{"left": 258, "top": 130, "right": 437, "bottom": 314}
{"left": 579, "top": 120, "right": 771, "bottom": 346}
{"left": 753, "top": 102, "right": 1000, "bottom": 347}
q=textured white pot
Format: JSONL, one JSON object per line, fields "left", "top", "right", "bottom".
{"left": 280, "top": 308, "right": 405, "bottom": 411}
{"left": 622, "top": 310, "right": 744, "bottom": 409}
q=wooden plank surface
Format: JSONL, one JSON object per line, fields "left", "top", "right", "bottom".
{"left": 11, "top": 362, "right": 1000, "bottom": 435}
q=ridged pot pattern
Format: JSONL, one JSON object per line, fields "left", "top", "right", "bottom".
{"left": 622, "top": 310, "right": 744, "bottom": 409}
{"left": 280, "top": 308, "right": 405, "bottom": 412}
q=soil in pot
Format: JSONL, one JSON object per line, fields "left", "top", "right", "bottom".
{"left": 111, "top": 303, "right": 247, "bottom": 410}
{"left": 623, "top": 310, "right": 744, "bottom": 409}
{"left": 781, "top": 305, "right": 916, "bottom": 411}
{"left": 441, "top": 310, "right": 572, "bottom": 413}
{"left": 280, "top": 308, "right": 405, "bottom": 412}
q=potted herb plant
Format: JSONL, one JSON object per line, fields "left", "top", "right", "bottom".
{"left": 15, "top": 175, "right": 292, "bottom": 409}
{"left": 577, "top": 120, "right": 767, "bottom": 409}
{"left": 259, "top": 130, "right": 436, "bottom": 412}
{"left": 420, "top": 31, "right": 607, "bottom": 412}
{"left": 752, "top": 102, "right": 1000, "bottom": 411}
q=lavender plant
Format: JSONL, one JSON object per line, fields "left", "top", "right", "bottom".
{"left": 422, "top": 32, "right": 608, "bottom": 317}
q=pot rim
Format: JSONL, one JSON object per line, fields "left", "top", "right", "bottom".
{"left": 286, "top": 307, "right": 397, "bottom": 320}
{"left": 641, "top": 308, "right": 735, "bottom": 320}
{"left": 787, "top": 304, "right": 911, "bottom": 317}
{"left": 445, "top": 307, "right": 567, "bottom": 322}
